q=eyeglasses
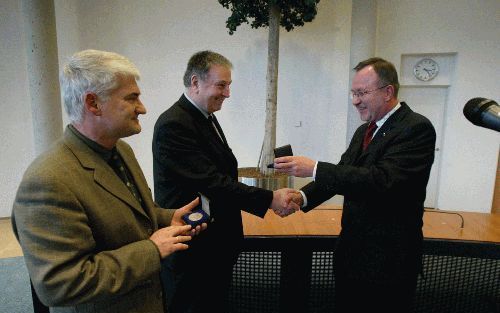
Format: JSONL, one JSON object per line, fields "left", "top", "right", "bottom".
{"left": 350, "top": 85, "right": 389, "bottom": 99}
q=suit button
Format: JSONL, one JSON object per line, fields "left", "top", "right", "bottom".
{"left": 147, "top": 228, "right": 153, "bottom": 235}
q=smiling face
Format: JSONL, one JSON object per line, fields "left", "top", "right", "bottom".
{"left": 96, "top": 75, "right": 146, "bottom": 142}
{"left": 190, "top": 64, "right": 231, "bottom": 113}
{"left": 351, "top": 66, "right": 392, "bottom": 123}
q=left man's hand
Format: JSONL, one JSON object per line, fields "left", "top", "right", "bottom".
{"left": 273, "top": 156, "right": 316, "bottom": 177}
{"left": 172, "top": 197, "right": 208, "bottom": 236}
{"left": 271, "top": 188, "right": 301, "bottom": 217}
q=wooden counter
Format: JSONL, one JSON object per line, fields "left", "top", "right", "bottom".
{"left": 242, "top": 204, "right": 500, "bottom": 243}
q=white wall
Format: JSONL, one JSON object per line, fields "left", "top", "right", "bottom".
{"left": 375, "top": 0, "right": 500, "bottom": 212}
{"left": 1, "top": 0, "right": 499, "bottom": 217}
{"left": 347, "top": 0, "right": 377, "bottom": 141}
{"left": 51, "top": 0, "right": 352, "bottom": 203}
{"left": 0, "top": 0, "right": 35, "bottom": 218}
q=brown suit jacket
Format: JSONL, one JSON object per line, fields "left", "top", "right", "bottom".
{"left": 12, "top": 127, "right": 173, "bottom": 313}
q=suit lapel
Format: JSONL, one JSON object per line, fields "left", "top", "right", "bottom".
{"left": 351, "top": 103, "right": 412, "bottom": 163}
{"left": 116, "top": 141, "right": 156, "bottom": 221}
{"left": 64, "top": 129, "right": 150, "bottom": 220}
{"left": 352, "top": 102, "right": 412, "bottom": 165}
{"left": 178, "top": 96, "right": 236, "bottom": 161}
{"left": 370, "top": 102, "right": 411, "bottom": 149}
{"left": 93, "top": 166, "right": 147, "bottom": 217}
{"left": 206, "top": 115, "right": 227, "bottom": 149}
{"left": 208, "top": 115, "right": 237, "bottom": 164}
{"left": 210, "top": 114, "right": 228, "bottom": 146}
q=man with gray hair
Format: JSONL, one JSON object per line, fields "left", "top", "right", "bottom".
{"left": 12, "top": 49, "right": 205, "bottom": 313}
{"left": 152, "top": 50, "right": 299, "bottom": 313}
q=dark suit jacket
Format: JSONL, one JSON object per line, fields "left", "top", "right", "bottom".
{"left": 153, "top": 94, "right": 272, "bottom": 255}
{"left": 302, "top": 102, "right": 436, "bottom": 284}
{"left": 12, "top": 127, "right": 173, "bottom": 313}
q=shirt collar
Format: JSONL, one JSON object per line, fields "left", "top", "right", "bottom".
{"left": 375, "top": 102, "right": 401, "bottom": 129}
{"left": 184, "top": 91, "right": 210, "bottom": 119}
{"left": 68, "top": 124, "right": 114, "bottom": 161}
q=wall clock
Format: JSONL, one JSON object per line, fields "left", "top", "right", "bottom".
{"left": 413, "top": 58, "right": 439, "bottom": 81}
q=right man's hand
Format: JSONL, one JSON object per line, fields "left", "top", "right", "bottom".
{"left": 271, "top": 188, "right": 301, "bottom": 217}
{"left": 274, "top": 156, "right": 316, "bottom": 177}
{"left": 150, "top": 225, "right": 193, "bottom": 259}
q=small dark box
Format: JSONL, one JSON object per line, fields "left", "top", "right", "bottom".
{"left": 267, "top": 144, "right": 293, "bottom": 168}
{"left": 274, "top": 144, "right": 293, "bottom": 158}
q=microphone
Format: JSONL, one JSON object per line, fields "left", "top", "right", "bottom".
{"left": 463, "top": 97, "right": 500, "bottom": 132}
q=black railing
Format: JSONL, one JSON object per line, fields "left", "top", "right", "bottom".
{"left": 228, "top": 236, "right": 500, "bottom": 313}
{"left": 29, "top": 236, "right": 500, "bottom": 313}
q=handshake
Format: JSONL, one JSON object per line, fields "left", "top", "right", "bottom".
{"left": 270, "top": 188, "right": 304, "bottom": 218}
{"left": 268, "top": 154, "right": 318, "bottom": 217}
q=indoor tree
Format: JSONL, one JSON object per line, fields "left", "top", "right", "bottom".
{"left": 218, "top": 0, "right": 320, "bottom": 175}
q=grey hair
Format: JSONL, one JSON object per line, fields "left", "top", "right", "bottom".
{"left": 183, "top": 50, "right": 232, "bottom": 87}
{"left": 60, "top": 49, "right": 140, "bottom": 123}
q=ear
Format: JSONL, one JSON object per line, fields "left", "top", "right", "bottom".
{"left": 385, "top": 85, "right": 395, "bottom": 101}
{"left": 84, "top": 92, "right": 101, "bottom": 116}
{"left": 191, "top": 75, "right": 199, "bottom": 91}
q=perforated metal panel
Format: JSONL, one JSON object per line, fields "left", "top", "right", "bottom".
{"left": 28, "top": 238, "right": 498, "bottom": 313}
{"left": 227, "top": 237, "right": 499, "bottom": 313}
{"left": 416, "top": 255, "right": 500, "bottom": 313}
{"left": 229, "top": 251, "right": 281, "bottom": 313}
{"left": 308, "top": 251, "right": 336, "bottom": 313}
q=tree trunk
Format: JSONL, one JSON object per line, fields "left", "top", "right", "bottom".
{"left": 258, "top": 3, "right": 280, "bottom": 175}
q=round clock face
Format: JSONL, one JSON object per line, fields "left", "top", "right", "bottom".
{"left": 413, "top": 58, "right": 439, "bottom": 81}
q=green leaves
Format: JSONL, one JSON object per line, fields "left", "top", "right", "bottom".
{"left": 218, "top": 0, "right": 320, "bottom": 34}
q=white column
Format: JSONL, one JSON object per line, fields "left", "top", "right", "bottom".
{"left": 21, "top": 0, "right": 62, "bottom": 156}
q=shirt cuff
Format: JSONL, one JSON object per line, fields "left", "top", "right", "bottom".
{"left": 299, "top": 190, "right": 308, "bottom": 208}
{"left": 312, "top": 161, "right": 318, "bottom": 180}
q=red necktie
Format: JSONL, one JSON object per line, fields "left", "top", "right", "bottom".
{"left": 362, "top": 122, "right": 378, "bottom": 150}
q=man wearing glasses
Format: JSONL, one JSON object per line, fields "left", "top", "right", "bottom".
{"left": 273, "top": 57, "right": 436, "bottom": 313}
